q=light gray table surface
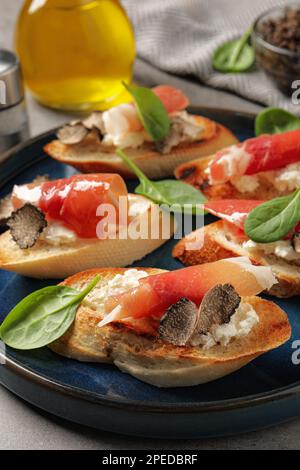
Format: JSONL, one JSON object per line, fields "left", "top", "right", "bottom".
{"left": 0, "top": 0, "right": 299, "bottom": 450}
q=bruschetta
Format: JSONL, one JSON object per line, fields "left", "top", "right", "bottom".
{"left": 175, "top": 129, "right": 300, "bottom": 200}
{"left": 49, "top": 259, "right": 290, "bottom": 387}
{"left": 44, "top": 85, "right": 238, "bottom": 180}
{"left": 173, "top": 199, "right": 300, "bottom": 298}
{"left": 0, "top": 174, "right": 174, "bottom": 278}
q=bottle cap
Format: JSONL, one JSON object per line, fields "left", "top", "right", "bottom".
{"left": 0, "top": 50, "right": 24, "bottom": 109}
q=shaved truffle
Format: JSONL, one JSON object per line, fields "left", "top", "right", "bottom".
{"left": 57, "top": 112, "right": 104, "bottom": 145}
{"left": 82, "top": 112, "right": 104, "bottom": 132}
{"left": 7, "top": 204, "right": 47, "bottom": 249}
{"left": 196, "top": 284, "right": 241, "bottom": 335}
{"left": 57, "top": 124, "right": 88, "bottom": 145}
{"left": 158, "top": 297, "right": 198, "bottom": 346}
{"left": 0, "top": 175, "right": 49, "bottom": 228}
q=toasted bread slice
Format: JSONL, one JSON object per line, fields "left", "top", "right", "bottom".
{"left": 49, "top": 267, "right": 291, "bottom": 387}
{"left": 175, "top": 156, "right": 292, "bottom": 200}
{"left": 0, "top": 196, "right": 174, "bottom": 279}
{"left": 173, "top": 221, "right": 300, "bottom": 298}
{"left": 44, "top": 123, "right": 238, "bottom": 180}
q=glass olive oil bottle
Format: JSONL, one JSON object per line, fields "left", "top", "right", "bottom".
{"left": 16, "top": 0, "right": 135, "bottom": 111}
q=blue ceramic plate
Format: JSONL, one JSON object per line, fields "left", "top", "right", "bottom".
{"left": 0, "top": 107, "right": 300, "bottom": 439}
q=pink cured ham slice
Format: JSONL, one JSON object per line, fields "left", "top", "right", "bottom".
{"left": 102, "top": 258, "right": 275, "bottom": 325}
{"left": 204, "top": 199, "right": 264, "bottom": 229}
{"left": 152, "top": 85, "right": 189, "bottom": 114}
{"left": 209, "top": 129, "right": 300, "bottom": 184}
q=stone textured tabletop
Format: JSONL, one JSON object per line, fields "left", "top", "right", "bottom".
{"left": 0, "top": 0, "right": 299, "bottom": 450}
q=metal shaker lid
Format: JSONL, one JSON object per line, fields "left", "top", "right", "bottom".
{"left": 0, "top": 50, "right": 24, "bottom": 109}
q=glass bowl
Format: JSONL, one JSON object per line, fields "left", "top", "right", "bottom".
{"left": 253, "top": 4, "right": 300, "bottom": 95}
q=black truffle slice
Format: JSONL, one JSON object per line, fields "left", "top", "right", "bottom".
{"left": 196, "top": 284, "right": 241, "bottom": 335}
{"left": 0, "top": 175, "right": 49, "bottom": 228}
{"left": 7, "top": 204, "right": 47, "bottom": 249}
{"left": 57, "top": 124, "right": 88, "bottom": 145}
{"left": 82, "top": 112, "right": 104, "bottom": 132}
{"left": 158, "top": 298, "right": 198, "bottom": 346}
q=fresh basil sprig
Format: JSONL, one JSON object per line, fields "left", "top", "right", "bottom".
{"left": 117, "top": 149, "right": 206, "bottom": 215}
{"left": 255, "top": 107, "right": 300, "bottom": 136}
{"left": 213, "top": 26, "right": 255, "bottom": 73}
{"left": 123, "top": 83, "right": 170, "bottom": 142}
{"left": 0, "top": 275, "right": 100, "bottom": 350}
{"left": 244, "top": 189, "right": 300, "bottom": 243}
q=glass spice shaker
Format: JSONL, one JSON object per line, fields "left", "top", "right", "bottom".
{"left": 0, "top": 50, "right": 30, "bottom": 154}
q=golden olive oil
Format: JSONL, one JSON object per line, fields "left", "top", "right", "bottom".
{"left": 16, "top": 0, "right": 135, "bottom": 110}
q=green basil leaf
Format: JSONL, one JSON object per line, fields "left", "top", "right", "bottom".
{"left": 123, "top": 83, "right": 170, "bottom": 141}
{"left": 213, "top": 26, "right": 254, "bottom": 73}
{"left": 136, "top": 180, "right": 206, "bottom": 215}
{"left": 244, "top": 189, "right": 300, "bottom": 243}
{"left": 0, "top": 275, "right": 100, "bottom": 350}
{"left": 117, "top": 149, "right": 206, "bottom": 215}
{"left": 255, "top": 107, "right": 300, "bottom": 136}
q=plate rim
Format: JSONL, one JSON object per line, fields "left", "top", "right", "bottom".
{"left": 3, "top": 352, "right": 300, "bottom": 414}
{"left": 1, "top": 105, "right": 300, "bottom": 415}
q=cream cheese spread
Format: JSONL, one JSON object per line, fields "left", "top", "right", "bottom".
{"left": 191, "top": 302, "right": 259, "bottom": 350}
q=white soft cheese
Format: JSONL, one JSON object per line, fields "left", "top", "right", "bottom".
{"left": 102, "top": 104, "right": 144, "bottom": 149}
{"left": 86, "top": 269, "right": 148, "bottom": 314}
{"left": 41, "top": 223, "right": 77, "bottom": 246}
{"left": 230, "top": 175, "right": 260, "bottom": 194}
{"left": 209, "top": 144, "right": 251, "bottom": 184}
{"left": 230, "top": 163, "right": 300, "bottom": 194}
{"left": 191, "top": 302, "right": 259, "bottom": 350}
{"left": 12, "top": 184, "right": 42, "bottom": 205}
{"left": 266, "top": 163, "right": 300, "bottom": 192}
{"left": 244, "top": 239, "right": 300, "bottom": 262}
{"left": 102, "top": 131, "right": 145, "bottom": 149}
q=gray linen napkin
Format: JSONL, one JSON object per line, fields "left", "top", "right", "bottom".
{"left": 122, "top": 0, "right": 300, "bottom": 114}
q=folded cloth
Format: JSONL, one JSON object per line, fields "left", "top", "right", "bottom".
{"left": 122, "top": 0, "right": 300, "bottom": 115}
